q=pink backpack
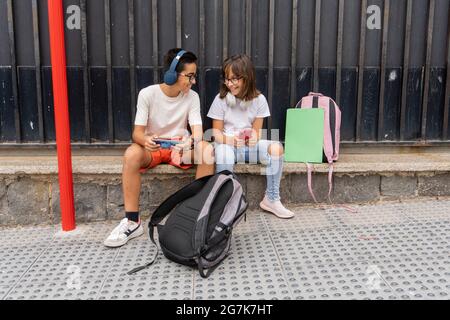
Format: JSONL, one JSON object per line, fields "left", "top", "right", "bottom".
{"left": 295, "top": 92, "right": 341, "bottom": 203}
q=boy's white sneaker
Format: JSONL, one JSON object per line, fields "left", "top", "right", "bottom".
{"left": 259, "top": 196, "right": 295, "bottom": 219}
{"left": 104, "top": 218, "right": 144, "bottom": 248}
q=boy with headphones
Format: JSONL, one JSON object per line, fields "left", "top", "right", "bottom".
{"left": 104, "top": 48, "right": 214, "bottom": 248}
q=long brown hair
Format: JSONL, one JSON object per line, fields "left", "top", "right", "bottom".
{"left": 219, "top": 54, "right": 260, "bottom": 101}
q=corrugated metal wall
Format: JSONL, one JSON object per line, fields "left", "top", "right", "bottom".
{"left": 0, "top": 0, "right": 449, "bottom": 145}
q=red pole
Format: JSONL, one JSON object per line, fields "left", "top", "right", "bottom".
{"left": 48, "top": 0, "right": 76, "bottom": 231}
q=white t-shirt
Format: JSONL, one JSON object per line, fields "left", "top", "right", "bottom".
{"left": 134, "top": 84, "right": 202, "bottom": 137}
{"left": 207, "top": 94, "right": 271, "bottom": 136}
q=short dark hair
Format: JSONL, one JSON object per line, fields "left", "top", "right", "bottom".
{"left": 163, "top": 48, "right": 197, "bottom": 73}
{"left": 219, "top": 54, "right": 260, "bottom": 101}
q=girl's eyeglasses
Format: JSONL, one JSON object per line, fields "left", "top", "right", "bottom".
{"left": 223, "top": 77, "right": 242, "bottom": 85}
{"left": 178, "top": 73, "right": 197, "bottom": 83}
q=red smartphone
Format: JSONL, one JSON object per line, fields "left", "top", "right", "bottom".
{"left": 238, "top": 128, "right": 253, "bottom": 140}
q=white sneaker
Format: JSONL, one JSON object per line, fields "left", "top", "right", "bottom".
{"left": 259, "top": 196, "right": 295, "bottom": 219}
{"left": 104, "top": 218, "right": 144, "bottom": 248}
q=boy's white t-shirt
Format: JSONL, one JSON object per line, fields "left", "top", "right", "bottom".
{"left": 207, "top": 94, "right": 271, "bottom": 136}
{"left": 134, "top": 84, "right": 202, "bottom": 137}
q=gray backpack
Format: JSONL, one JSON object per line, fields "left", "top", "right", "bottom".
{"left": 128, "top": 171, "right": 248, "bottom": 278}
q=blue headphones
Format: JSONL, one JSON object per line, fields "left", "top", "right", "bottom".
{"left": 163, "top": 49, "right": 187, "bottom": 85}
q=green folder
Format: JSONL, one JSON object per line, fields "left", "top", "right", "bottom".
{"left": 284, "top": 108, "right": 324, "bottom": 163}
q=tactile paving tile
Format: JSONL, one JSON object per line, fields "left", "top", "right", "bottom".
{"left": 0, "top": 286, "right": 10, "bottom": 299}
{"left": 0, "top": 225, "right": 57, "bottom": 247}
{"left": 0, "top": 243, "right": 51, "bottom": 287}
{"left": 4, "top": 240, "right": 119, "bottom": 299}
{"left": 271, "top": 229, "right": 367, "bottom": 267}
{"left": 193, "top": 266, "right": 292, "bottom": 300}
{"left": 215, "top": 231, "right": 282, "bottom": 272}
{"left": 374, "top": 255, "right": 450, "bottom": 300}
{"left": 328, "top": 202, "right": 410, "bottom": 227}
{"left": 284, "top": 261, "right": 398, "bottom": 300}
{"left": 97, "top": 273, "right": 194, "bottom": 300}
{"left": 343, "top": 221, "right": 450, "bottom": 261}
{"left": 233, "top": 211, "right": 267, "bottom": 234}
{"left": 263, "top": 207, "right": 339, "bottom": 232}
{"left": 397, "top": 199, "right": 450, "bottom": 222}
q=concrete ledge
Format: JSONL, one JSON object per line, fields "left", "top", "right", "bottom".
{"left": 1, "top": 152, "right": 450, "bottom": 226}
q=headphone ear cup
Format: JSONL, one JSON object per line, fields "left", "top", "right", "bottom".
{"left": 164, "top": 71, "right": 177, "bottom": 85}
{"left": 225, "top": 92, "right": 236, "bottom": 107}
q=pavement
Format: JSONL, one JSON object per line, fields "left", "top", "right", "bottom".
{"left": 0, "top": 198, "right": 449, "bottom": 300}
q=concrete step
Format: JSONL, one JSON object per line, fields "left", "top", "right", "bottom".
{"left": 1, "top": 151, "right": 450, "bottom": 227}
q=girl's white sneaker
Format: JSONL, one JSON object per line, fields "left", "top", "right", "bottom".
{"left": 259, "top": 196, "right": 295, "bottom": 219}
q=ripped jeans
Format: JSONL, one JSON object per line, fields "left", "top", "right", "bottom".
{"left": 214, "top": 140, "right": 284, "bottom": 201}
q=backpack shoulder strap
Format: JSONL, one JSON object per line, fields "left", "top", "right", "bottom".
{"left": 150, "top": 174, "right": 212, "bottom": 226}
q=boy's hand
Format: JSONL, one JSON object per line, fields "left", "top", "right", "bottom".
{"left": 144, "top": 134, "right": 161, "bottom": 152}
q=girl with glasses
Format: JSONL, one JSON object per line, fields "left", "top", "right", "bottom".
{"left": 207, "top": 54, "right": 294, "bottom": 219}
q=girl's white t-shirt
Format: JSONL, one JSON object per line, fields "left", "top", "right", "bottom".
{"left": 207, "top": 94, "right": 271, "bottom": 136}
{"left": 134, "top": 84, "right": 202, "bottom": 137}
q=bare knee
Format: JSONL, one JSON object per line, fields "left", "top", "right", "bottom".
{"left": 123, "top": 143, "right": 148, "bottom": 169}
{"left": 268, "top": 142, "right": 284, "bottom": 157}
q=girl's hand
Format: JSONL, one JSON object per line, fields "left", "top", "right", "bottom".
{"left": 173, "top": 136, "right": 193, "bottom": 153}
{"left": 234, "top": 136, "right": 246, "bottom": 148}
{"left": 247, "top": 130, "right": 258, "bottom": 147}
{"left": 144, "top": 134, "right": 161, "bottom": 152}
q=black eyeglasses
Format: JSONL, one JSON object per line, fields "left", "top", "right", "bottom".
{"left": 178, "top": 73, "right": 197, "bottom": 83}
{"left": 223, "top": 77, "right": 243, "bottom": 85}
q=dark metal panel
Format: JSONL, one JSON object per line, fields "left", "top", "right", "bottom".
{"left": 251, "top": 0, "right": 269, "bottom": 67}
{"left": 378, "top": 0, "right": 390, "bottom": 141}
{"left": 400, "top": 0, "right": 412, "bottom": 141}
{"left": 134, "top": 0, "right": 152, "bottom": 66}
{"left": 63, "top": 0, "right": 83, "bottom": 66}
{"left": 342, "top": 0, "right": 361, "bottom": 67}
{"left": 199, "top": 0, "right": 206, "bottom": 123}
{"left": 426, "top": 67, "right": 446, "bottom": 139}
{"left": 267, "top": 0, "right": 274, "bottom": 132}
{"left": 105, "top": 0, "right": 114, "bottom": 142}
{"left": 295, "top": 67, "right": 313, "bottom": 101}
{"left": 204, "top": 0, "right": 222, "bottom": 66}
{"left": 431, "top": 0, "right": 450, "bottom": 67}
{"left": 444, "top": 7, "right": 450, "bottom": 140}
{"left": 313, "top": 0, "right": 321, "bottom": 91}
{"left": 32, "top": 0, "right": 43, "bottom": 142}
{"left": 67, "top": 67, "right": 86, "bottom": 142}
{"left": 365, "top": 0, "right": 383, "bottom": 67}
{"left": 111, "top": 0, "right": 130, "bottom": 66}
{"left": 356, "top": 0, "right": 367, "bottom": 141}
{"left": 318, "top": 68, "right": 336, "bottom": 99}
{"left": 13, "top": 0, "right": 34, "bottom": 66}
{"left": 151, "top": 0, "right": 159, "bottom": 82}
{"left": 181, "top": 0, "right": 200, "bottom": 54}
{"left": 80, "top": 0, "right": 90, "bottom": 142}
{"left": 273, "top": 0, "right": 292, "bottom": 67}
{"left": 87, "top": 0, "right": 106, "bottom": 66}
{"left": 297, "top": 0, "right": 315, "bottom": 66}
{"left": 290, "top": 0, "right": 298, "bottom": 107}
{"left": 228, "top": 0, "right": 245, "bottom": 56}
{"left": 386, "top": 0, "right": 406, "bottom": 67}
{"left": 245, "top": 0, "right": 252, "bottom": 57}
{"left": 17, "top": 67, "right": 39, "bottom": 141}
{"left": 223, "top": 0, "right": 228, "bottom": 59}
{"left": 113, "top": 67, "right": 132, "bottom": 141}
{"left": 0, "top": 68, "right": 16, "bottom": 141}
{"left": 404, "top": 68, "right": 423, "bottom": 140}
{"left": 136, "top": 67, "right": 154, "bottom": 91}
{"left": 89, "top": 67, "right": 109, "bottom": 141}
{"left": 421, "top": 0, "right": 435, "bottom": 139}
{"left": 360, "top": 68, "right": 380, "bottom": 141}
{"left": 320, "top": 0, "right": 338, "bottom": 67}
{"left": 157, "top": 0, "right": 176, "bottom": 65}
{"left": 382, "top": 67, "right": 402, "bottom": 140}
{"left": 128, "top": 0, "right": 136, "bottom": 123}
{"left": 335, "top": 0, "right": 344, "bottom": 105}
{"left": 37, "top": 0, "right": 50, "bottom": 66}
{"left": 6, "top": 0, "right": 20, "bottom": 142}
{"left": 340, "top": 67, "right": 358, "bottom": 141}
{"left": 409, "top": 0, "right": 429, "bottom": 67}
{"left": 176, "top": 0, "right": 181, "bottom": 47}
{"left": 272, "top": 68, "right": 290, "bottom": 140}
{"left": 0, "top": 0, "right": 11, "bottom": 65}
{"left": 41, "top": 67, "right": 55, "bottom": 142}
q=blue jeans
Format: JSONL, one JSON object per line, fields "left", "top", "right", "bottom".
{"left": 214, "top": 140, "right": 284, "bottom": 201}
